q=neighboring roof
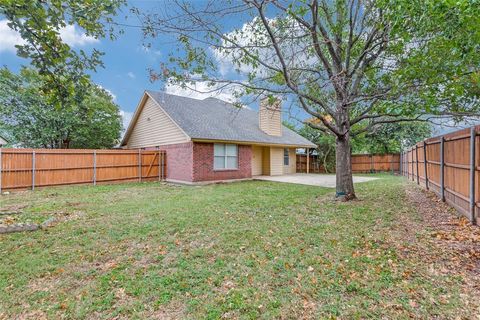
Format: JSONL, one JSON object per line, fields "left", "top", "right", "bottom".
{"left": 123, "top": 90, "right": 316, "bottom": 148}
{"left": 0, "top": 135, "right": 8, "bottom": 145}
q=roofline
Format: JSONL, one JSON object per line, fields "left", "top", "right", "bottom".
{"left": 146, "top": 91, "right": 191, "bottom": 140}
{"left": 121, "top": 90, "right": 316, "bottom": 148}
{"left": 120, "top": 91, "right": 191, "bottom": 146}
{"left": 120, "top": 92, "right": 149, "bottom": 146}
{"left": 191, "top": 138, "right": 316, "bottom": 148}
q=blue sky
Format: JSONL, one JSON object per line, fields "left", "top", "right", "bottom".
{"left": 0, "top": 1, "right": 473, "bottom": 136}
{"left": 0, "top": 1, "right": 249, "bottom": 130}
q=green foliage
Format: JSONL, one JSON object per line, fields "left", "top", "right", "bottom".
{"left": 0, "top": 0, "right": 124, "bottom": 108}
{"left": 374, "top": 0, "right": 480, "bottom": 117}
{"left": 288, "top": 123, "right": 336, "bottom": 173}
{"left": 352, "top": 122, "right": 432, "bottom": 154}
{"left": 142, "top": 0, "right": 480, "bottom": 132}
{"left": 0, "top": 68, "right": 122, "bottom": 149}
{"left": 292, "top": 121, "right": 431, "bottom": 165}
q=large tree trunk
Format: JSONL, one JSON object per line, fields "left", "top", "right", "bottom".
{"left": 335, "top": 134, "right": 356, "bottom": 200}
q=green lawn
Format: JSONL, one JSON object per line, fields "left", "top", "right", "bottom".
{"left": 0, "top": 175, "right": 476, "bottom": 319}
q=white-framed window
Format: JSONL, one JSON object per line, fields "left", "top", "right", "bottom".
{"left": 284, "top": 148, "right": 289, "bottom": 166}
{"left": 214, "top": 143, "right": 238, "bottom": 170}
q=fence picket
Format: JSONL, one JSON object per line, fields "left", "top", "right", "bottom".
{"left": 0, "top": 148, "right": 166, "bottom": 191}
{"left": 469, "top": 127, "right": 476, "bottom": 222}
{"left": 296, "top": 153, "right": 401, "bottom": 173}
{"left": 93, "top": 151, "right": 97, "bottom": 186}
{"left": 440, "top": 137, "right": 445, "bottom": 201}
{"left": 415, "top": 146, "right": 419, "bottom": 184}
{"left": 32, "top": 151, "right": 36, "bottom": 191}
{"left": 402, "top": 125, "right": 479, "bottom": 224}
{"left": 423, "top": 142, "right": 428, "bottom": 190}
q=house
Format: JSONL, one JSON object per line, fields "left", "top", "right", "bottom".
{"left": 121, "top": 91, "right": 316, "bottom": 183}
{"left": 0, "top": 135, "right": 8, "bottom": 147}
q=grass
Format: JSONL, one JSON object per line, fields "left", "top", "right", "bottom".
{"left": 0, "top": 175, "right": 475, "bottom": 319}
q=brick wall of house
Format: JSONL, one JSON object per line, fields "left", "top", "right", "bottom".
{"left": 192, "top": 142, "right": 252, "bottom": 182}
{"left": 157, "top": 142, "right": 193, "bottom": 182}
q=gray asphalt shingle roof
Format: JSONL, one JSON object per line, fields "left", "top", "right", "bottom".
{"left": 146, "top": 90, "right": 316, "bottom": 147}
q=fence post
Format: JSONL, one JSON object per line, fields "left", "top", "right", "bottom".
{"left": 138, "top": 149, "right": 142, "bottom": 182}
{"left": 400, "top": 152, "right": 403, "bottom": 175}
{"left": 32, "top": 150, "right": 36, "bottom": 191}
{"left": 370, "top": 155, "right": 374, "bottom": 173}
{"left": 411, "top": 148, "right": 414, "bottom": 181}
{"left": 158, "top": 151, "right": 162, "bottom": 181}
{"left": 306, "top": 148, "right": 310, "bottom": 173}
{"left": 415, "top": 146, "right": 419, "bottom": 184}
{"left": 440, "top": 137, "right": 445, "bottom": 201}
{"left": 0, "top": 148, "right": 2, "bottom": 194}
{"left": 162, "top": 151, "right": 165, "bottom": 181}
{"left": 93, "top": 151, "right": 97, "bottom": 186}
{"left": 399, "top": 152, "right": 402, "bottom": 176}
{"left": 399, "top": 153, "right": 401, "bottom": 175}
{"left": 469, "top": 127, "right": 476, "bottom": 223}
{"left": 423, "top": 142, "right": 428, "bottom": 190}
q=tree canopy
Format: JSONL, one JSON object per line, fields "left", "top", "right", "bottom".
{"left": 0, "top": 0, "right": 124, "bottom": 107}
{"left": 352, "top": 122, "right": 432, "bottom": 155}
{"left": 291, "top": 121, "right": 431, "bottom": 172}
{"left": 136, "top": 0, "right": 480, "bottom": 199}
{"left": 0, "top": 68, "right": 122, "bottom": 149}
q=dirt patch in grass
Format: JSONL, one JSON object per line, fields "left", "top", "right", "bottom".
{"left": 396, "top": 184, "right": 480, "bottom": 314}
{"left": 404, "top": 185, "right": 480, "bottom": 276}
{"left": 145, "top": 300, "right": 186, "bottom": 319}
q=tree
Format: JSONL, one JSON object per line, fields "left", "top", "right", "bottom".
{"left": 290, "top": 122, "right": 336, "bottom": 173}
{"left": 0, "top": 0, "right": 124, "bottom": 108}
{"left": 135, "top": 0, "right": 480, "bottom": 200}
{"left": 291, "top": 121, "right": 430, "bottom": 172}
{"left": 352, "top": 122, "right": 432, "bottom": 154}
{"left": 0, "top": 68, "right": 122, "bottom": 149}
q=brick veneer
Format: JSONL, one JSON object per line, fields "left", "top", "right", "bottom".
{"left": 192, "top": 142, "right": 252, "bottom": 182}
{"left": 157, "top": 142, "right": 193, "bottom": 182}
{"left": 144, "top": 141, "right": 252, "bottom": 183}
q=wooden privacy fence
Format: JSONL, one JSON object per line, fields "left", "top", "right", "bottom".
{"left": 296, "top": 154, "right": 326, "bottom": 173}
{"left": 0, "top": 148, "right": 166, "bottom": 192}
{"left": 400, "top": 126, "right": 479, "bottom": 224}
{"left": 296, "top": 153, "right": 400, "bottom": 173}
{"left": 351, "top": 154, "right": 400, "bottom": 173}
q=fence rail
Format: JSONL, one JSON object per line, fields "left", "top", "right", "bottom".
{"left": 401, "top": 126, "right": 479, "bottom": 224}
{"left": 0, "top": 148, "right": 166, "bottom": 192}
{"left": 296, "top": 153, "right": 400, "bottom": 174}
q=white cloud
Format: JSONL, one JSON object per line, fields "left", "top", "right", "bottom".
{"left": 97, "top": 85, "right": 117, "bottom": 102}
{"left": 59, "top": 24, "right": 98, "bottom": 47}
{"left": 0, "top": 20, "right": 26, "bottom": 53}
{"left": 127, "top": 72, "right": 136, "bottom": 79}
{"left": 165, "top": 80, "right": 236, "bottom": 103}
{"left": 212, "top": 17, "right": 317, "bottom": 79}
{"left": 0, "top": 19, "right": 97, "bottom": 54}
{"left": 120, "top": 110, "right": 133, "bottom": 130}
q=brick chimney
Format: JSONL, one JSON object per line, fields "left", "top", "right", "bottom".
{"left": 259, "top": 97, "right": 282, "bottom": 136}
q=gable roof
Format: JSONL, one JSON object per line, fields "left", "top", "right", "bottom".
{"left": 122, "top": 91, "right": 316, "bottom": 148}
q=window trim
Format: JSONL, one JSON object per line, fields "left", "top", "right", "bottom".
{"left": 284, "top": 148, "right": 290, "bottom": 166}
{"left": 214, "top": 143, "right": 238, "bottom": 171}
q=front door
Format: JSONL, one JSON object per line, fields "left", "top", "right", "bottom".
{"left": 252, "top": 146, "right": 263, "bottom": 176}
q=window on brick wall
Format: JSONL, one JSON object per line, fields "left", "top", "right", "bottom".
{"left": 284, "top": 148, "right": 289, "bottom": 166}
{"left": 214, "top": 143, "right": 238, "bottom": 170}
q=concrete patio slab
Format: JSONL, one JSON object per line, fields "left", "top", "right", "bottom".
{"left": 254, "top": 173, "right": 378, "bottom": 188}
